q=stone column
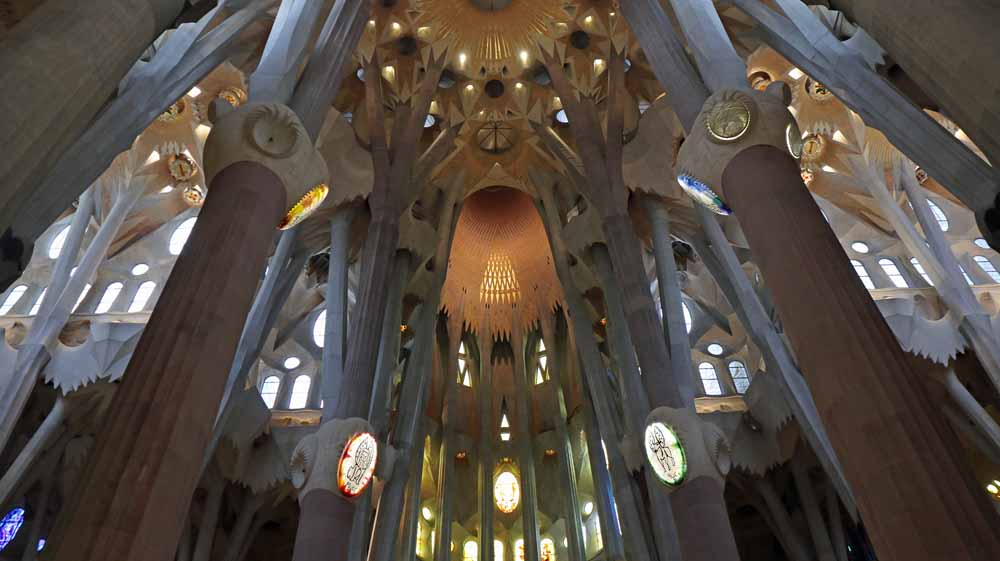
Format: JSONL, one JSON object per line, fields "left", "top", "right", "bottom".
{"left": 192, "top": 476, "right": 225, "bottom": 561}
{"left": 642, "top": 196, "right": 697, "bottom": 404}
{"left": 321, "top": 206, "right": 359, "bottom": 420}
{"left": 434, "top": 323, "right": 463, "bottom": 561}
{"left": 538, "top": 319, "right": 586, "bottom": 561}
{"left": 791, "top": 452, "right": 836, "bottom": 561}
{"left": 511, "top": 323, "right": 540, "bottom": 561}
{"left": 477, "top": 322, "right": 495, "bottom": 561}
{"left": 678, "top": 87, "right": 1000, "bottom": 561}
{"left": 0, "top": 0, "right": 185, "bottom": 284}
{"left": 753, "top": 477, "right": 812, "bottom": 561}
{"left": 46, "top": 103, "right": 325, "bottom": 561}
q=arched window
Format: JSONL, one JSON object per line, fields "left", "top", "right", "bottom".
{"left": 0, "top": 285, "right": 28, "bottom": 315}
{"left": 28, "top": 288, "right": 46, "bottom": 316}
{"left": 515, "top": 539, "right": 526, "bottom": 561}
{"left": 910, "top": 258, "right": 934, "bottom": 286}
{"left": 168, "top": 217, "right": 197, "bottom": 255}
{"left": 682, "top": 301, "right": 693, "bottom": 334}
{"left": 289, "top": 375, "right": 311, "bottom": 409}
{"left": 540, "top": 538, "right": 556, "bottom": 561}
{"left": 48, "top": 226, "right": 71, "bottom": 260}
{"left": 0, "top": 508, "right": 25, "bottom": 551}
{"left": 462, "top": 539, "right": 478, "bottom": 561}
{"left": 975, "top": 238, "right": 990, "bottom": 249}
{"left": 131, "top": 263, "right": 150, "bottom": 276}
{"left": 313, "top": 310, "right": 327, "bottom": 348}
{"left": 699, "top": 362, "right": 722, "bottom": 396}
{"left": 878, "top": 258, "right": 909, "bottom": 288}
{"left": 73, "top": 284, "right": 92, "bottom": 312}
{"left": 260, "top": 376, "right": 280, "bottom": 409}
{"left": 458, "top": 342, "right": 471, "bottom": 387}
{"left": 128, "top": 281, "right": 157, "bottom": 312}
{"left": 960, "top": 265, "right": 975, "bottom": 286}
{"left": 535, "top": 339, "right": 548, "bottom": 385}
{"left": 728, "top": 361, "right": 751, "bottom": 394}
{"left": 926, "top": 200, "right": 949, "bottom": 231}
{"left": 850, "top": 260, "right": 875, "bottom": 289}
{"left": 494, "top": 540, "right": 504, "bottom": 561}
{"left": 94, "top": 282, "right": 124, "bottom": 314}
{"left": 974, "top": 256, "right": 1000, "bottom": 283}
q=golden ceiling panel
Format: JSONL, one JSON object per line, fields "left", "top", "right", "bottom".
{"left": 416, "top": 0, "right": 570, "bottom": 72}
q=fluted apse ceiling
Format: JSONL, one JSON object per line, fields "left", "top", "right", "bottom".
{"left": 441, "top": 187, "right": 562, "bottom": 337}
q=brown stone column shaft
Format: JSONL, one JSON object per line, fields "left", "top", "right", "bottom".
{"left": 48, "top": 161, "right": 286, "bottom": 561}
{"left": 724, "top": 145, "right": 1000, "bottom": 561}
{"left": 671, "top": 478, "right": 740, "bottom": 561}
{"left": 292, "top": 489, "right": 355, "bottom": 561}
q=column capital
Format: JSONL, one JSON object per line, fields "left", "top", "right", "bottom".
{"left": 643, "top": 406, "right": 732, "bottom": 490}
{"left": 290, "top": 417, "right": 379, "bottom": 502}
{"left": 204, "top": 102, "right": 329, "bottom": 230}
{"left": 675, "top": 87, "right": 800, "bottom": 215}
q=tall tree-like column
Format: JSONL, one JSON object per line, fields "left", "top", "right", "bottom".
{"left": 677, "top": 87, "right": 1000, "bottom": 561}
{"left": 321, "top": 206, "right": 360, "bottom": 419}
{"left": 512, "top": 322, "right": 541, "bottom": 561}
{"left": 434, "top": 316, "right": 464, "bottom": 561}
{"left": 477, "top": 321, "right": 496, "bottom": 561}
{"left": 47, "top": 102, "right": 327, "bottom": 561}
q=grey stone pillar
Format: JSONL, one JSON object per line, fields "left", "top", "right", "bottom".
{"left": 791, "top": 452, "right": 836, "bottom": 561}
{"left": 434, "top": 323, "right": 462, "bottom": 561}
{"left": 0, "top": 0, "right": 185, "bottom": 282}
{"left": 477, "top": 321, "right": 495, "bottom": 561}
{"left": 511, "top": 323, "right": 541, "bottom": 561}
{"left": 538, "top": 319, "right": 586, "bottom": 561}
{"left": 321, "top": 206, "right": 358, "bottom": 420}
{"left": 192, "top": 476, "right": 225, "bottom": 561}
{"left": 398, "top": 420, "right": 429, "bottom": 561}
{"left": 642, "top": 196, "right": 697, "bottom": 403}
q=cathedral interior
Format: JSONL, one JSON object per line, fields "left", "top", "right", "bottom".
{"left": 1, "top": 1, "right": 1000, "bottom": 560}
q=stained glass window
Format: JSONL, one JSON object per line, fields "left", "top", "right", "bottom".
{"left": 494, "top": 469, "right": 520, "bottom": 513}
{"left": 515, "top": 539, "right": 525, "bottom": 561}
{"left": 541, "top": 538, "right": 556, "bottom": 561}
{"left": 494, "top": 540, "right": 504, "bottom": 561}
{"left": 0, "top": 508, "right": 25, "bottom": 551}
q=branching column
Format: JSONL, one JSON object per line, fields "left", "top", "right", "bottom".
{"left": 478, "top": 321, "right": 496, "bottom": 561}
{"left": 512, "top": 321, "right": 541, "bottom": 561}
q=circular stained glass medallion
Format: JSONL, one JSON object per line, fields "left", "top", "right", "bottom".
{"left": 494, "top": 469, "right": 520, "bottom": 513}
{"left": 338, "top": 432, "right": 378, "bottom": 498}
{"left": 644, "top": 422, "right": 687, "bottom": 486}
{"left": 706, "top": 100, "right": 751, "bottom": 143}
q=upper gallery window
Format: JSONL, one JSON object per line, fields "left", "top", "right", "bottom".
{"left": 289, "top": 375, "right": 311, "bottom": 409}
{"left": 28, "top": 288, "right": 46, "bottom": 316}
{"left": 458, "top": 342, "right": 472, "bottom": 387}
{"left": 0, "top": 285, "right": 28, "bottom": 315}
{"left": 313, "top": 310, "right": 327, "bottom": 348}
{"left": 682, "top": 302, "right": 693, "bottom": 334}
{"left": 926, "top": 200, "right": 949, "bottom": 232}
{"left": 728, "top": 361, "right": 751, "bottom": 394}
{"left": 878, "top": 258, "right": 909, "bottom": 288}
{"left": 128, "top": 281, "right": 157, "bottom": 312}
{"left": 169, "top": 217, "right": 197, "bottom": 255}
{"left": 462, "top": 540, "right": 478, "bottom": 561}
{"left": 48, "top": 226, "right": 71, "bottom": 259}
{"left": 95, "top": 282, "right": 124, "bottom": 314}
{"left": 535, "top": 339, "right": 548, "bottom": 385}
{"left": 910, "top": 258, "right": 934, "bottom": 285}
{"left": 974, "top": 256, "right": 1000, "bottom": 283}
{"left": 260, "top": 376, "right": 280, "bottom": 409}
{"left": 851, "top": 260, "right": 876, "bottom": 290}
{"left": 699, "top": 362, "right": 722, "bottom": 396}
{"left": 494, "top": 469, "right": 520, "bottom": 513}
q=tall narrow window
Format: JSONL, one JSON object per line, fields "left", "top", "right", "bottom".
{"left": 73, "top": 284, "right": 92, "bottom": 312}
{"left": 289, "top": 375, "right": 311, "bottom": 409}
{"left": 168, "top": 217, "right": 197, "bottom": 255}
{"left": 260, "top": 376, "right": 280, "bottom": 409}
{"left": 728, "top": 361, "right": 751, "bottom": 394}
{"left": 850, "top": 260, "right": 875, "bottom": 289}
{"left": 878, "top": 258, "right": 909, "bottom": 288}
{"left": 500, "top": 412, "right": 512, "bottom": 442}
{"left": 974, "top": 256, "right": 1000, "bottom": 283}
{"left": 699, "top": 362, "right": 722, "bottom": 396}
{"left": 28, "top": 288, "right": 46, "bottom": 316}
{"left": 128, "top": 281, "right": 157, "bottom": 312}
{"left": 540, "top": 538, "right": 556, "bottom": 561}
{"left": 313, "top": 310, "right": 327, "bottom": 348}
{"left": 515, "top": 539, "right": 526, "bottom": 561}
{"left": 48, "top": 226, "right": 70, "bottom": 259}
{"left": 0, "top": 285, "right": 28, "bottom": 315}
{"left": 95, "top": 282, "right": 124, "bottom": 314}
{"left": 462, "top": 539, "right": 478, "bottom": 561}
{"left": 910, "top": 258, "right": 934, "bottom": 285}
{"left": 535, "top": 339, "right": 548, "bottom": 384}
{"left": 961, "top": 265, "right": 975, "bottom": 285}
{"left": 682, "top": 301, "right": 693, "bottom": 334}
{"left": 494, "top": 540, "right": 504, "bottom": 561}
{"left": 926, "top": 200, "right": 949, "bottom": 231}
{"left": 458, "top": 341, "right": 471, "bottom": 387}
